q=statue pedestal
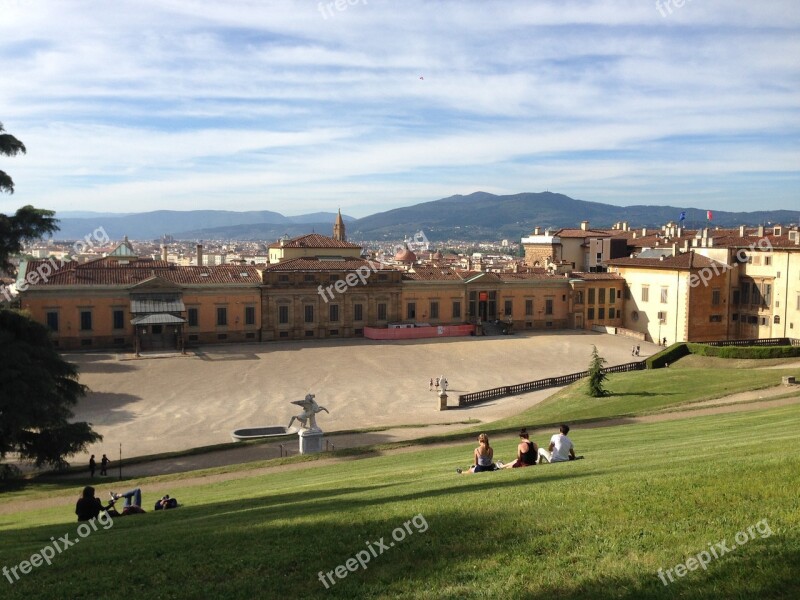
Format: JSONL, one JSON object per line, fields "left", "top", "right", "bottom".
{"left": 298, "top": 428, "right": 324, "bottom": 455}
{"left": 438, "top": 391, "right": 448, "bottom": 411}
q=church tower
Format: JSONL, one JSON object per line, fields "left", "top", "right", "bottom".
{"left": 333, "top": 208, "right": 346, "bottom": 242}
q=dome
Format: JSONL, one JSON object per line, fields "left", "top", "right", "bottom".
{"left": 394, "top": 246, "right": 417, "bottom": 263}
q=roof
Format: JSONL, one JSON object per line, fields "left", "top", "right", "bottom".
{"left": 130, "top": 314, "right": 186, "bottom": 325}
{"left": 394, "top": 247, "right": 417, "bottom": 263}
{"left": 267, "top": 233, "right": 360, "bottom": 250}
{"left": 403, "top": 266, "right": 462, "bottom": 281}
{"left": 554, "top": 228, "right": 615, "bottom": 239}
{"left": 569, "top": 272, "right": 625, "bottom": 281}
{"left": 108, "top": 237, "right": 137, "bottom": 257}
{"left": 606, "top": 251, "right": 726, "bottom": 270}
{"left": 262, "top": 257, "right": 388, "bottom": 272}
{"left": 21, "top": 259, "right": 263, "bottom": 286}
{"left": 130, "top": 299, "right": 186, "bottom": 313}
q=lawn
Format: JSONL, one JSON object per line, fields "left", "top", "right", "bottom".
{"left": 1, "top": 403, "right": 799, "bottom": 599}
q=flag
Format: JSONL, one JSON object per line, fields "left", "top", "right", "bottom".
{"left": 679, "top": 211, "right": 686, "bottom": 223}
{"left": 707, "top": 210, "right": 713, "bottom": 221}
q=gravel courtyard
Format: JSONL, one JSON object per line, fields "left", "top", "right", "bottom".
{"left": 70, "top": 331, "right": 655, "bottom": 459}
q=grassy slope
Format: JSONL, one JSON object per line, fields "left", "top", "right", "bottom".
{"left": 1, "top": 405, "right": 799, "bottom": 600}
{"left": 480, "top": 366, "right": 800, "bottom": 433}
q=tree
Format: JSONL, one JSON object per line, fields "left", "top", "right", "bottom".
{"left": 0, "top": 125, "right": 99, "bottom": 478}
{"left": 587, "top": 345, "right": 608, "bottom": 397}
{"left": 0, "top": 121, "right": 27, "bottom": 194}
{"left": 0, "top": 311, "right": 101, "bottom": 477}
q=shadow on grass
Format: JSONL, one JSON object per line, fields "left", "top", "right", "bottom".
{"left": 1, "top": 482, "right": 796, "bottom": 600}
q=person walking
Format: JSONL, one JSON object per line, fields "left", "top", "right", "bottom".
{"left": 89, "top": 455, "right": 96, "bottom": 478}
{"left": 429, "top": 377, "right": 433, "bottom": 392}
{"left": 100, "top": 454, "right": 109, "bottom": 476}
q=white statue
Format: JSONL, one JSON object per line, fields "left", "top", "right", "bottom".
{"left": 287, "top": 394, "right": 329, "bottom": 431}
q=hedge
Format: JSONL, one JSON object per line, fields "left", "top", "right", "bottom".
{"left": 646, "top": 343, "right": 690, "bottom": 369}
{"left": 685, "top": 344, "right": 800, "bottom": 360}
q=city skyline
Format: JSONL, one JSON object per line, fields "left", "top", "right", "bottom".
{"left": 1, "top": 0, "right": 799, "bottom": 217}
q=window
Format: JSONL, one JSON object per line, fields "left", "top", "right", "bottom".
{"left": 765, "top": 256, "right": 772, "bottom": 266}
{"left": 354, "top": 303, "right": 363, "bottom": 321}
{"left": 624, "top": 285, "right": 631, "bottom": 300}
{"left": 153, "top": 324, "right": 163, "bottom": 335}
{"left": 279, "top": 331, "right": 289, "bottom": 338}
{"left": 377, "top": 303, "right": 387, "bottom": 321}
{"left": 598, "top": 288, "right": 606, "bottom": 304}
{"left": 574, "top": 291, "right": 583, "bottom": 305}
{"left": 609, "top": 307, "right": 616, "bottom": 319}
{"left": 657, "top": 311, "right": 667, "bottom": 322}
{"left": 732, "top": 290, "right": 740, "bottom": 306}
{"left": 588, "top": 288, "right": 596, "bottom": 304}
{"left": 598, "top": 307, "right": 605, "bottom": 320}
{"left": 641, "top": 286, "right": 649, "bottom": 302}
{"left": 751, "top": 284, "right": 761, "bottom": 305}
{"left": 741, "top": 283, "right": 750, "bottom": 304}
{"left": 278, "top": 274, "right": 289, "bottom": 282}
{"left": 709, "top": 315, "right": 723, "bottom": 323}
{"left": 305, "top": 330, "right": 314, "bottom": 337}
{"left": 712, "top": 289, "right": 721, "bottom": 306}
{"left": 329, "top": 304, "right": 339, "bottom": 322}
{"left": 304, "top": 305, "right": 314, "bottom": 323}
{"left": 188, "top": 308, "right": 199, "bottom": 327}
{"left": 407, "top": 302, "right": 416, "bottom": 320}
{"left": 525, "top": 299, "right": 533, "bottom": 316}
{"left": 329, "top": 329, "right": 339, "bottom": 336}
{"left": 216, "top": 307, "right": 227, "bottom": 326}
{"left": 430, "top": 301, "right": 439, "bottom": 319}
{"left": 588, "top": 307, "right": 595, "bottom": 320}
{"left": 112, "top": 310, "right": 124, "bottom": 330}
{"left": 797, "top": 295, "right": 800, "bottom": 310}
{"left": 660, "top": 287, "right": 669, "bottom": 303}
{"left": 46, "top": 311, "right": 59, "bottom": 332}
{"left": 774, "top": 315, "right": 780, "bottom": 324}
{"left": 304, "top": 274, "right": 315, "bottom": 282}
{"left": 217, "top": 333, "right": 228, "bottom": 340}
{"left": 452, "top": 301, "right": 461, "bottom": 319}
{"left": 609, "top": 288, "right": 616, "bottom": 304}
{"left": 763, "top": 284, "right": 771, "bottom": 306}
{"left": 504, "top": 299, "right": 512, "bottom": 316}
{"left": 545, "top": 299, "right": 553, "bottom": 315}
{"left": 80, "top": 310, "right": 92, "bottom": 331}
{"left": 732, "top": 313, "right": 739, "bottom": 322}
{"left": 279, "top": 306, "right": 289, "bottom": 324}
{"left": 245, "top": 306, "right": 256, "bottom": 326}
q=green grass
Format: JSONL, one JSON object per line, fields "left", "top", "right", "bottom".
{"left": 481, "top": 365, "right": 800, "bottom": 433}
{"left": 2, "top": 404, "right": 799, "bottom": 599}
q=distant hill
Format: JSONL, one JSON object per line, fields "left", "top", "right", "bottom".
{"left": 348, "top": 192, "right": 799, "bottom": 241}
{"left": 52, "top": 210, "right": 355, "bottom": 240}
{"left": 49, "top": 194, "right": 797, "bottom": 241}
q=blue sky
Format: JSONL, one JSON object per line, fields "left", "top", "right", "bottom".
{"left": 1, "top": 0, "right": 798, "bottom": 218}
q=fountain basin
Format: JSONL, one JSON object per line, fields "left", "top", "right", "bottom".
{"left": 230, "top": 426, "right": 295, "bottom": 442}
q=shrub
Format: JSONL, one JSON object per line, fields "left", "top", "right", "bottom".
{"left": 646, "top": 343, "right": 690, "bottom": 369}
{"left": 686, "top": 344, "right": 800, "bottom": 360}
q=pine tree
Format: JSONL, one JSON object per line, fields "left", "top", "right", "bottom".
{"left": 587, "top": 345, "right": 608, "bottom": 397}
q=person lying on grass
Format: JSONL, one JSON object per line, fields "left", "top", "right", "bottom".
{"left": 498, "top": 428, "right": 539, "bottom": 469}
{"left": 107, "top": 488, "right": 146, "bottom": 516}
{"left": 538, "top": 424, "right": 583, "bottom": 463}
{"left": 154, "top": 494, "right": 178, "bottom": 510}
{"left": 457, "top": 433, "right": 497, "bottom": 474}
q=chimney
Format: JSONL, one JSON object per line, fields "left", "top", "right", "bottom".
{"left": 671, "top": 242, "right": 678, "bottom": 255}
{"left": 161, "top": 245, "right": 168, "bottom": 262}
{"left": 624, "top": 221, "right": 629, "bottom": 232}
{"left": 774, "top": 224, "right": 782, "bottom": 236}
{"left": 702, "top": 228, "right": 708, "bottom": 239}
{"left": 683, "top": 240, "right": 689, "bottom": 252}
{"left": 757, "top": 225, "right": 764, "bottom": 238}
{"left": 707, "top": 237, "right": 714, "bottom": 247}
{"left": 580, "top": 221, "right": 589, "bottom": 231}
{"left": 534, "top": 226, "right": 541, "bottom": 235}
{"left": 196, "top": 243, "right": 203, "bottom": 267}
{"left": 642, "top": 227, "right": 647, "bottom": 236}
{"left": 676, "top": 226, "right": 683, "bottom": 237}
{"left": 739, "top": 225, "right": 746, "bottom": 237}
{"left": 632, "top": 231, "right": 638, "bottom": 239}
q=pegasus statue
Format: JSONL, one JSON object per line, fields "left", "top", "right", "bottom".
{"left": 287, "top": 393, "right": 329, "bottom": 431}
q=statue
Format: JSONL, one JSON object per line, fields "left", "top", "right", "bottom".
{"left": 287, "top": 394, "right": 329, "bottom": 431}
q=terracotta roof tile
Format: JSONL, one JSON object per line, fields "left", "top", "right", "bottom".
{"left": 267, "top": 233, "right": 361, "bottom": 249}
{"left": 262, "top": 257, "right": 387, "bottom": 271}
{"left": 606, "top": 251, "right": 726, "bottom": 270}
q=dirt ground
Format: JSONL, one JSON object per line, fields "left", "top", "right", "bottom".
{"left": 67, "top": 331, "right": 651, "bottom": 460}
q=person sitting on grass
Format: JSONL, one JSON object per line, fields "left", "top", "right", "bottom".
{"left": 457, "top": 433, "right": 496, "bottom": 474}
{"left": 75, "top": 486, "right": 117, "bottom": 522}
{"left": 499, "top": 428, "right": 539, "bottom": 469}
{"left": 154, "top": 494, "right": 179, "bottom": 510}
{"left": 538, "top": 424, "right": 582, "bottom": 464}
{"left": 108, "top": 488, "right": 146, "bottom": 516}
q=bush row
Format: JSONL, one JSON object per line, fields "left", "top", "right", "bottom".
{"left": 686, "top": 344, "right": 800, "bottom": 360}
{"left": 645, "top": 343, "right": 691, "bottom": 369}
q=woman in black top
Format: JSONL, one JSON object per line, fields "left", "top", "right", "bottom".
{"left": 75, "top": 486, "right": 115, "bottom": 522}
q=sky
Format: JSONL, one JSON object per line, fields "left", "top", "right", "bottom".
{"left": 1, "top": 0, "right": 799, "bottom": 218}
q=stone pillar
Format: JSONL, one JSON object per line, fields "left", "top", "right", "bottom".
{"left": 438, "top": 391, "right": 448, "bottom": 411}
{"left": 298, "top": 428, "right": 324, "bottom": 454}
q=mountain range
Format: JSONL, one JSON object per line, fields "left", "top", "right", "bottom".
{"left": 50, "top": 192, "right": 798, "bottom": 242}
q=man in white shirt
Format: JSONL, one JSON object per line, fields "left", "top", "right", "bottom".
{"left": 538, "top": 424, "right": 576, "bottom": 463}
